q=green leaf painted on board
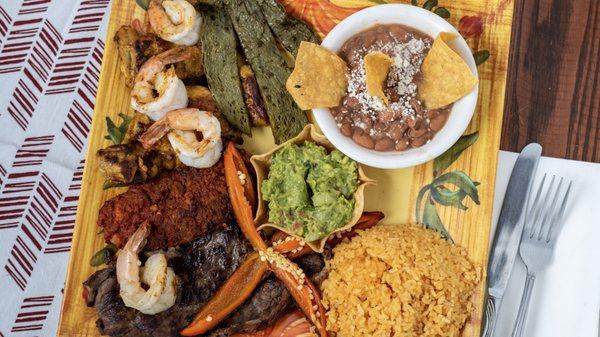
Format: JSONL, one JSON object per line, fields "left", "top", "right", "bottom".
{"left": 433, "top": 132, "right": 479, "bottom": 176}
{"left": 434, "top": 7, "right": 450, "bottom": 18}
{"left": 136, "top": 0, "right": 149, "bottom": 10}
{"left": 474, "top": 50, "right": 491, "bottom": 65}
{"left": 415, "top": 184, "right": 431, "bottom": 223}
{"left": 102, "top": 180, "right": 128, "bottom": 190}
{"left": 423, "top": 199, "right": 453, "bottom": 242}
{"left": 432, "top": 171, "right": 480, "bottom": 205}
{"left": 411, "top": 0, "right": 418, "bottom": 5}
{"left": 430, "top": 186, "right": 468, "bottom": 210}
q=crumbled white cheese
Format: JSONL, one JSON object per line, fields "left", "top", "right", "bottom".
{"left": 345, "top": 34, "right": 430, "bottom": 129}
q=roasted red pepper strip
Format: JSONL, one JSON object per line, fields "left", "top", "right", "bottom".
{"left": 263, "top": 250, "right": 328, "bottom": 337}
{"left": 231, "top": 310, "right": 312, "bottom": 337}
{"left": 223, "top": 143, "right": 265, "bottom": 250}
{"left": 230, "top": 142, "right": 257, "bottom": 211}
{"left": 327, "top": 211, "right": 384, "bottom": 247}
{"left": 272, "top": 211, "right": 385, "bottom": 258}
{"left": 180, "top": 252, "right": 268, "bottom": 336}
{"left": 271, "top": 231, "right": 313, "bottom": 259}
{"left": 270, "top": 230, "right": 289, "bottom": 245}
{"left": 223, "top": 143, "right": 326, "bottom": 336}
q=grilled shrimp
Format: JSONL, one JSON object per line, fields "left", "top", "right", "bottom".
{"left": 131, "top": 47, "right": 190, "bottom": 121}
{"left": 148, "top": 0, "right": 201, "bottom": 46}
{"left": 116, "top": 222, "right": 177, "bottom": 315}
{"left": 140, "top": 108, "right": 223, "bottom": 168}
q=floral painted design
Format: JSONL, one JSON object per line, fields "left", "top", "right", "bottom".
{"left": 281, "top": 0, "right": 490, "bottom": 65}
{"left": 415, "top": 133, "right": 480, "bottom": 241}
{"left": 279, "top": 0, "right": 374, "bottom": 36}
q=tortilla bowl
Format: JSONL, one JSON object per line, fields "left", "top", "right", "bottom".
{"left": 251, "top": 124, "right": 375, "bottom": 252}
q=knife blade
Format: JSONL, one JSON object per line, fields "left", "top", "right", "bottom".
{"left": 481, "top": 143, "right": 542, "bottom": 337}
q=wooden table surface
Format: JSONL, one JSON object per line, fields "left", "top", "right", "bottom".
{"left": 502, "top": 0, "right": 600, "bottom": 162}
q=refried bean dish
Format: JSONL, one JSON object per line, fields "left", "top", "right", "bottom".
{"left": 330, "top": 24, "right": 451, "bottom": 152}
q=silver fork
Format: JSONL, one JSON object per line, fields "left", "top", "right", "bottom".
{"left": 511, "top": 174, "right": 572, "bottom": 337}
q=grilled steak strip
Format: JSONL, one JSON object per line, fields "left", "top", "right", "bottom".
{"left": 84, "top": 227, "right": 326, "bottom": 337}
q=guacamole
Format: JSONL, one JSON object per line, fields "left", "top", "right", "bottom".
{"left": 261, "top": 142, "right": 358, "bottom": 241}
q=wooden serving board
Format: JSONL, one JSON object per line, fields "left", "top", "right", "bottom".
{"left": 58, "top": 0, "right": 515, "bottom": 336}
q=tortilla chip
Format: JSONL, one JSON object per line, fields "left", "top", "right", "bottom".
{"left": 364, "top": 51, "right": 393, "bottom": 105}
{"left": 286, "top": 41, "right": 348, "bottom": 110}
{"left": 418, "top": 32, "right": 478, "bottom": 109}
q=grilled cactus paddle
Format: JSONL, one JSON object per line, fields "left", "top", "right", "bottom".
{"left": 225, "top": 0, "right": 307, "bottom": 143}
{"left": 201, "top": 8, "right": 251, "bottom": 134}
{"left": 254, "top": 0, "right": 319, "bottom": 56}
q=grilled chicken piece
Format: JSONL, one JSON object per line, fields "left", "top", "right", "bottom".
{"left": 187, "top": 86, "right": 243, "bottom": 144}
{"left": 97, "top": 144, "right": 144, "bottom": 184}
{"left": 114, "top": 25, "right": 203, "bottom": 87}
{"left": 122, "top": 112, "right": 152, "bottom": 143}
{"left": 98, "top": 112, "right": 178, "bottom": 185}
{"left": 240, "top": 65, "right": 269, "bottom": 126}
{"left": 97, "top": 141, "right": 178, "bottom": 185}
{"left": 97, "top": 100, "right": 241, "bottom": 186}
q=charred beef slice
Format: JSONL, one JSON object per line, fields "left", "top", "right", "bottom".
{"left": 207, "top": 254, "right": 325, "bottom": 337}
{"left": 84, "top": 227, "right": 326, "bottom": 337}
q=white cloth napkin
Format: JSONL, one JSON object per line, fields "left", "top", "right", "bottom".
{"left": 492, "top": 151, "right": 600, "bottom": 337}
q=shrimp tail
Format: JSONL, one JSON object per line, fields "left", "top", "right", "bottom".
{"left": 125, "top": 221, "right": 151, "bottom": 252}
{"left": 131, "top": 18, "right": 148, "bottom": 35}
{"left": 159, "top": 46, "right": 192, "bottom": 65}
{"left": 139, "top": 119, "right": 172, "bottom": 150}
{"left": 135, "top": 47, "right": 191, "bottom": 83}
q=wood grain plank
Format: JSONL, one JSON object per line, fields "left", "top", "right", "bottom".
{"left": 57, "top": 1, "right": 515, "bottom": 336}
{"left": 502, "top": 0, "right": 600, "bottom": 162}
{"left": 57, "top": 0, "right": 139, "bottom": 335}
{"left": 405, "top": 2, "right": 515, "bottom": 335}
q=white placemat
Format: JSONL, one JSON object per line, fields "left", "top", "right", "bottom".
{"left": 0, "top": 0, "right": 111, "bottom": 336}
{"left": 492, "top": 150, "right": 600, "bottom": 337}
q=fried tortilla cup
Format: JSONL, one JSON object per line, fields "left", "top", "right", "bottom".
{"left": 251, "top": 124, "right": 375, "bottom": 253}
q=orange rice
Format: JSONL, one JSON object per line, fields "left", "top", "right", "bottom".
{"left": 321, "top": 224, "right": 480, "bottom": 337}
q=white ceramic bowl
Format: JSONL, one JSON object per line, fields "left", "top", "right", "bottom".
{"left": 312, "top": 4, "right": 479, "bottom": 169}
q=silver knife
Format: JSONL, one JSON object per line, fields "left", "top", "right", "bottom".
{"left": 481, "top": 143, "right": 542, "bottom": 337}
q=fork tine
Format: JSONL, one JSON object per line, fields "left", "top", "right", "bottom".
{"left": 526, "top": 174, "right": 547, "bottom": 236}
{"left": 546, "top": 180, "right": 572, "bottom": 243}
{"left": 530, "top": 175, "right": 554, "bottom": 238}
{"left": 536, "top": 176, "right": 563, "bottom": 240}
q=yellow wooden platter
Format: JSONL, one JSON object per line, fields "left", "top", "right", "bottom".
{"left": 58, "top": 0, "right": 515, "bottom": 336}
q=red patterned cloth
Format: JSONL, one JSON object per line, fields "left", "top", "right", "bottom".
{"left": 0, "top": 1, "right": 111, "bottom": 335}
